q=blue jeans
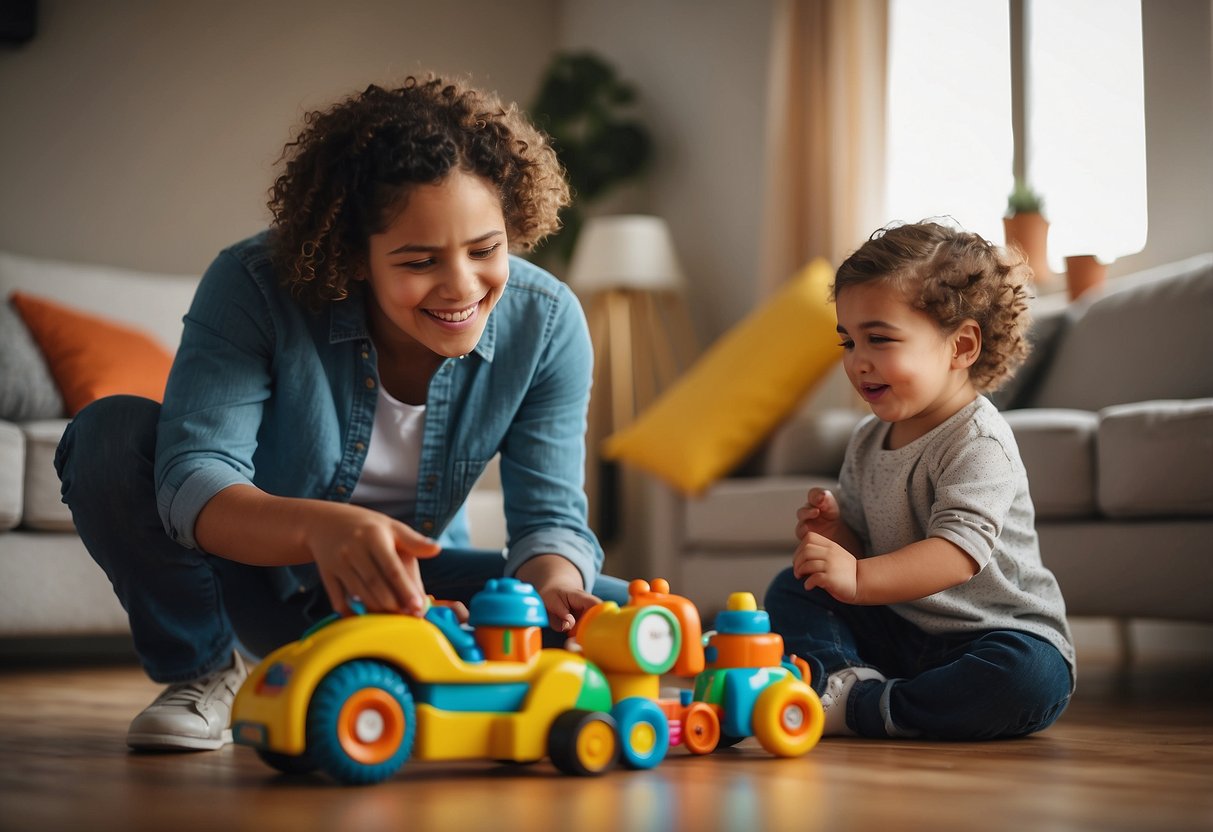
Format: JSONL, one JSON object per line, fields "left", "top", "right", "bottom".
{"left": 764, "top": 567, "right": 1073, "bottom": 740}
{"left": 55, "top": 396, "right": 628, "bottom": 683}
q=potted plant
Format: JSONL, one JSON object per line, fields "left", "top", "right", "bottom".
{"left": 529, "top": 52, "right": 654, "bottom": 269}
{"left": 1003, "top": 180, "right": 1051, "bottom": 284}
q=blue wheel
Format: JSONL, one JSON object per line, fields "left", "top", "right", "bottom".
{"left": 306, "top": 660, "right": 416, "bottom": 785}
{"left": 612, "top": 697, "right": 670, "bottom": 770}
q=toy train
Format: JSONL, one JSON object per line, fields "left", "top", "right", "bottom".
{"left": 231, "top": 577, "right": 823, "bottom": 784}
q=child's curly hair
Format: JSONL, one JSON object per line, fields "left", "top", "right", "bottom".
{"left": 267, "top": 75, "right": 570, "bottom": 307}
{"left": 833, "top": 221, "right": 1034, "bottom": 393}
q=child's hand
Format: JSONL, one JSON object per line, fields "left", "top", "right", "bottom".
{"left": 793, "top": 531, "right": 859, "bottom": 603}
{"left": 795, "top": 487, "right": 842, "bottom": 540}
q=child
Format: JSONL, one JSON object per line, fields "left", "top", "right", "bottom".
{"left": 55, "top": 76, "right": 627, "bottom": 751}
{"left": 764, "top": 220, "right": 1075, "bottom": 740}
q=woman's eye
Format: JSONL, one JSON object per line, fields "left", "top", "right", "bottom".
{"left": 470, "top": 243, "right": 502, "bottom": 259}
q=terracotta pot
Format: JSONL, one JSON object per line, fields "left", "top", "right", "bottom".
{"left": 1065, "top": 255, "right": 1108, "bottom": 301}
{"left": 1003, "top": 212, "right": 1051, "bottom": 284}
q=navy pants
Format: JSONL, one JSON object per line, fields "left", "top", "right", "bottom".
{"left": 55, "top": 396, "right": 627, "bottom": 683}
{"left": 764, "top": 566, "right": 1073, "bottom": 739}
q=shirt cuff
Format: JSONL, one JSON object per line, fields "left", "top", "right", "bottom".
{"left": 505, "top": 527, "right": 603, "bottom": 591}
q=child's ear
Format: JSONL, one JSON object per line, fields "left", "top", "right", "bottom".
{"left": 950, "top": 320, "right": 981, "bottom": 370}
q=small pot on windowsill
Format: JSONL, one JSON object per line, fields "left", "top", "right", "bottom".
{"left": 1064, "top": 255, "right": 1108, "bottom": 302}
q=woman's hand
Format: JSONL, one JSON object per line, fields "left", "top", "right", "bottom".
{"left": 302, "top": 502, "right": 442, "bottom": 617}
{"left": 793, "top": 531, "right": 859, "bottom": 603}
{"left": 515, "top": 554, "right": 597, "bottom": 633}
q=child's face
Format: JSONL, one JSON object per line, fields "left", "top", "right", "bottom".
{"left": 835, "top": 281, "right": 977, "bottom": 444}
{"left": 362, "top": 169, "right": 509, "bottom": 360}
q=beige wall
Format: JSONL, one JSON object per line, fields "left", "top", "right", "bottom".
{"left": 2, "top": 0, "right": 1208, "bottom": 322}
{"left": 0, "top": 0, "right": 559, "bottom": 275}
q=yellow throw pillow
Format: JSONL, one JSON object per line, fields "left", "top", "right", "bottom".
{"left": 603, "top": 258, "right": 839, "bottom": 495}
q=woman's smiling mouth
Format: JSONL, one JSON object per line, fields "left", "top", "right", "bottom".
{"left": 426, "top": 302, "right": 478, "bottom": 324}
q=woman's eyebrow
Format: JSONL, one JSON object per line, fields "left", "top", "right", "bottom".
{"left": 387, "top": 229, "right": 504, "bottom": 256}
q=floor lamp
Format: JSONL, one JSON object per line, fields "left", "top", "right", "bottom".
{"left": 567, "top": 215, "right": 698, "bottom": 540}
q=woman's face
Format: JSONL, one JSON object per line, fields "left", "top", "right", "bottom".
{"left": 362, "top": 169, "right": 509, "bottom": 360}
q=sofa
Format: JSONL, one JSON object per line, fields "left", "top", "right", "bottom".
{"left": 0, "top": 250, "right": 507, "bottom": 644}
{"left": 636, "top": 253, "right": 1213, "bottom": 624}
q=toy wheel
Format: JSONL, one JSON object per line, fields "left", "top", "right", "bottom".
{"left": 548, "top": 710, "right": 619, "bottom": 776}
{"left": 752, "top": 680, "right": 823, "bottom": 758}
{"left": 306, "top": 660, "right": 416, "bottom": 784}
{"left": 612, "top": 698, "right": 670, "bottom": 769}
{"left": 681, "top": 702, "right": 721, "bottom": 755}
{"left": 715, "top": 733, "right": 745, "bottom": 750}
{"left": 255, "top": 748, "right": 318, "bottom": 775}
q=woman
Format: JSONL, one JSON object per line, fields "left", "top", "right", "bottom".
{"left": 56, "top": 76, "right": 625, "bottom": 751}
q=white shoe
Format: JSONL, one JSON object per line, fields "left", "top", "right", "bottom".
{"left": 127, "top": 652, "right": 248, "bottom": 751}
{"left": 820, "top": 666, "right": 887, "bottom": 737}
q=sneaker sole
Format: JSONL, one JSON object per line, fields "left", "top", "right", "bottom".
{"left": 127, "top": 728, "right": 232, "bottom": 752}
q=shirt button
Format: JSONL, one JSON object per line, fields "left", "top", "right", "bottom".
{"left": 365, "top": 377, "right": 375, "bottom": 389}
{"left": 361, "top": 351, "right": 369, "bottom": 360}
{"left": 421, "top": 520, "right": 435, "bottom": 532}
{"left": 335, "top": 485, "right": 347, "bottom": 495}
{"left": 355, "top": 442, "right": 365, "bottom": 452}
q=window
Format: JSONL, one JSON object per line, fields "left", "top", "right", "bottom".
{"left": 884, "top": 0, "right": 1147, "bottom": 268}
{"left": 1027, "top": 0, "right": 1146, "bottom": 269}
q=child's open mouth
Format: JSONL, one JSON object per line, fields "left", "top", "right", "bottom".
{"left": 860, "top": 383, "right": 889, "bottom": 402}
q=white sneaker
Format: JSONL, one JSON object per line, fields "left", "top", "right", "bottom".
{"left": 127, "top": 652, "right": 248, "bottom": 751}
{"left": 820, "top": 666, "right": 887, "bottom": 737}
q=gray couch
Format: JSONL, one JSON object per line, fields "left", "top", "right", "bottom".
{"left": 637, "top": 253, "right": 1213, "bottom": 623}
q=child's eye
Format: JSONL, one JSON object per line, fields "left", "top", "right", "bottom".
{"left": 837, "top": 339, "right": 854, "bottom": 350}
{"left": 470, "top": 242, "right": 502, "bottom": 259}
{"left": 869, "top": 335, "right": 894, "bottom": 344}
{"left": 398, "top": 258, "right": 435, "bottom": 271}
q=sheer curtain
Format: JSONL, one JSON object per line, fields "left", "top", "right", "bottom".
{"left": 760, "top": 0, "right": 888, "bottom": 411}
{"left": 760, "top": 0, "right": 889, "bottom": 293}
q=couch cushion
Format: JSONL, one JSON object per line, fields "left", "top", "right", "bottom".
{"left": 11, "top": 292, "right": 176, "bottom": 417}
{"left": 0, "top": 249, "right": 199, "bottom": 352}
{"left": 684, "top": 475, "right": 836, "bottom": 548}
{"left": 21, "top": 419, "right": 73, "bottom": 532}
{"left": 0, "top": 300, "right": 64, "bottom": 421}
{"left": 1028, "top": 253, "right": 1213, "bottom": 411}
{"left": 1003, "top": 409, "right": 1098, "bottom": 519}
{"left": 0, "top": 422, "right": 24, "bottom": 531}
{"left": 1097, "top": 399, "right": 1213, "bottom": 518}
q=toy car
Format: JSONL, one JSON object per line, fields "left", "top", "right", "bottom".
{"left": 232, "top": 577, "right": 823, "bottom": 784}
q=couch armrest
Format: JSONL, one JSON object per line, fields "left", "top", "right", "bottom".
{"left": 0, "top": 420, "right": 24, "bottom": 531}
{"left": 759, "top": 407, "right": 863, "bottom": 477}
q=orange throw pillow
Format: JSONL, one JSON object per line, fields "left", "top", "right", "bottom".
{"left": 9, "top": 291, "right": 174, "bottom": 416}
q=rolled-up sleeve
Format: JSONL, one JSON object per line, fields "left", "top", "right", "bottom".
{"left": 154, "top": 250, "right": 275, "bottom": 550}
{"left": 499, "top": 282, "right": 603, "bottom": 589}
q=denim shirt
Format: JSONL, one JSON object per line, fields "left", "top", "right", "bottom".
{"left": 154, "top": 232, "right": 603, "bottom": 591}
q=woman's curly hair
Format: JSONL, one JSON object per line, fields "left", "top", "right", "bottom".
{"left": 833, "top": 221, "right": 1034, "bottom": 393}
{"left": 267, "top": 75, "right": 570, "bottom": 308}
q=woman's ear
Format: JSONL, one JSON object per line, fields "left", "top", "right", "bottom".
{"left": 950, "top": 319, "right": 981, "bottom": 370}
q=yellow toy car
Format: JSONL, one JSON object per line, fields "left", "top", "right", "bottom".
{"left": 232, "top": 578, "right": 621, "bottom": 784}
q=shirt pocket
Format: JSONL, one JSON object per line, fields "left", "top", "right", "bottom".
{"left": 451, "top": 457, "right": 494, "bottom": 508}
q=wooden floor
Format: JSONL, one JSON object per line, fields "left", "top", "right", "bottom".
{"left": 1, "top": 652, "right": 1210, "bottom": 832}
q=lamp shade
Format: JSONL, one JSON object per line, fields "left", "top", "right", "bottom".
{"left": 567, "top": 215, "right": 685, "bottom": 294}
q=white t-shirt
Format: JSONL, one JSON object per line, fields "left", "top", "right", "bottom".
{"left": 839, "top": 396, "right": 1076, "bottom": 678}
{"left": 349, "top": 386, "right": 426, "bottom": 521}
